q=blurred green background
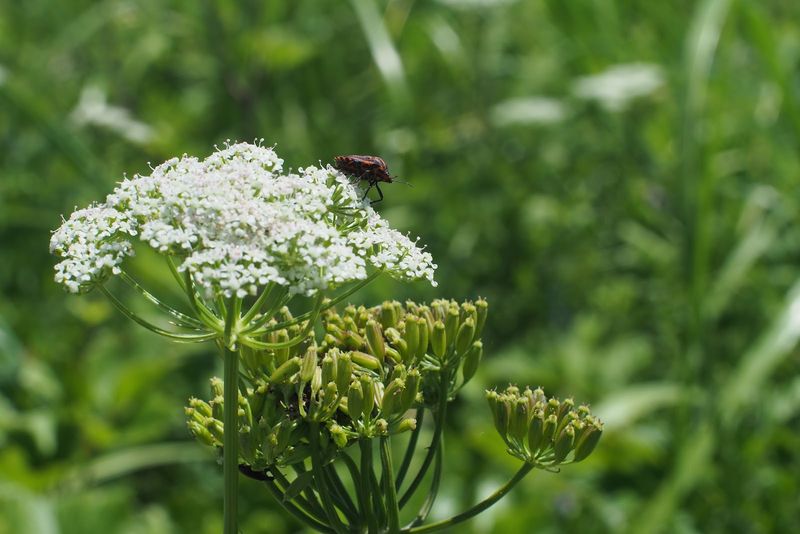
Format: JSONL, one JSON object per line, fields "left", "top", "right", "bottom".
{"left": 2, "top": 0, "right": 800, "bottom": 532}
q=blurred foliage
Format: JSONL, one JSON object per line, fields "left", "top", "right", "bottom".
{"left": 2, "top": 0, "right": 800, "bottom": 532}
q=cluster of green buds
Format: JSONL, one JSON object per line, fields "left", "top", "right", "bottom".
{"left": 486, "top": 385, "right": 603, "bottom": 468}
{"left": 186, "top": 298, "right": 491, "bottom": 467}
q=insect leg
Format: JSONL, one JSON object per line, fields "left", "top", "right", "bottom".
{"left": 371, "top": 183, "right": 384, "bottom": 204}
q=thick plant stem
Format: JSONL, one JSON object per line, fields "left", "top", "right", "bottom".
{"left": 380, "top": 436, "right": 401, "bottom": 533}
{"left": 223, "top": 343, "right": 239, "bottom": 534}
{"left": 405, "top": 464, "right": 534, "bottom": 534}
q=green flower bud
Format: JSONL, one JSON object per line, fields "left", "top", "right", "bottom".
{"left": 527, "top": 411, "right": 545, "bottom": 455}
{"left": 554, "top": 425, "right": 575, "bottom": 463}
{"left": 300, "top": 346, "right": 318, "bottom": 383}
{"left": 461, "top": 341, "right": 483, "bottom": 383}
{"left": 432, "top": 321, "right": 447, "bottom": 359}
{"left": 509, "top": 398, "right": 530, "bottom": 443}
{"left": 210, "top": 396, "right": 224, "bottom": 421}
{"left": 381, "top": 378, "right": 405, "bottom": 416}
{"left": 335, "top": 352, "right": 353, "bottom": 393}
{"left": 403, "top": 316, "right": 420, "bottom": 363}
{"left": 188, "top": 421, "right": 217, "bottom": 447}
{"left": 360, "top": 374, "right": 376, "bottom": 419}
{"left": 210, "top": 377, "right": 224, "bottom": 399}
{"left": 573, "top": 420, "right": 603, "bottom": 462}
{"left": 351, "top": 351, "right": 382, "bottom": 371}
{"left": 375, "top": 418, "right": 389, "bottom": 435}
{"left": 275, "top": 330, "right": 291, "bottom": 365}
{"left": 344, "top": 331, "right": 365, "bottom": 350}
{"left": 542, "top": 414, "right": 558, "bottom": 444}
{"left": 365, "top": 320, "right": 386, "bottom": 362}
{"left": 393, "top": 417, "right": 417, "bottom": 433}
{"left": 326, "top": 323, "right": 346, "bottom": 344}
{"left": 271, "top": 357, "right": 302, "bottom": 384}
{"left": 487, "top": 390, "right": 510, "bottom": 439}
{"left": 279, "top": 306, "right": 293, "bottom": 322}
{"left": 189, "top": 397, "right": 213, "bottom": 418}
{"left": 461, "top": 302, "right": 478, "bottom": 328}
{"left": 394, "top": 338, "right": 409, "bottom": 362}
{"left": 455, "top": 317, "right": 476, "bottom": 355}
{"left": 384, "top": 347, "right": 403, "bottom": 364}
{"left": 415, "top": 317, "right": 429, "bottom": 360}
{"left": 347, "top": 380, "right": 364, "bottom": 419}
{"left": 343, "top": 315, "right": 358, "bottom": 333}
{"left": 321, "top": 354, "right": 337, "bottom": 386}
{"left": 389, "top": 363, "right": 407, "bottom": 383}
{"left": 445, "top": 306, "right": 460, "bottom": 347}
{"left": 330, "top": 423, "right": 348, "bottom": 448}
{"left": 380, "top": 302, "right": 398, "bottom": 329}
{"left": 310, "top": 367, "right": 323, "bottom": 396}
{"left": 475, "top": 298, "right": 489, "bottom": 337}
{"left": 384, "top": 327, "right": 403, "bottom": 345}
{"left": 401, "top": 369, "right": 421, "bottom": 411}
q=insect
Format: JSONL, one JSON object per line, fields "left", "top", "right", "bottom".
{"left": 334, "top": 155, "right": 394, "bottom": 203}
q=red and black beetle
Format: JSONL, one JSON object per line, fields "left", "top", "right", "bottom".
{"left": 334, "top": 155, "right": 394, "bottom": 203}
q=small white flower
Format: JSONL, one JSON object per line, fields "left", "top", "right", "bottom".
{"left": 51, "top": 142, "right": 437, "bottom": 297}
{"left": 573, "top": 63, "right": 664, "bottom": 111}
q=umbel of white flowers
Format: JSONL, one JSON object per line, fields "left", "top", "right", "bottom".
{"left": 50, "top": 142, "right": 437, "bottom": 297}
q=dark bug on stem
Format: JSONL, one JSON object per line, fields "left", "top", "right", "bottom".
{"left": 334, "top": 155, "right": 395, "bottom": 203}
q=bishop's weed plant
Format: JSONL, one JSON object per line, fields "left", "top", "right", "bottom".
{"left": 50, "top": 142, "right": 602, "bottom": 533}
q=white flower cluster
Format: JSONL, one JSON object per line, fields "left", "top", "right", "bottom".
{"left": 50, "top": 142, "right": 437, "bottom": 297}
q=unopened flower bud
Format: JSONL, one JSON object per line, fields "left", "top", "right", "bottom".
{"left": 415, "top": 317, "right": 429, "bottom": 359}
{"left": 271, "top": 357, "right": 301, "bottom": 384}
{"left": 475, "top": 298, "right": 488, "bottom": 337}
{"left": 389, "top": 363, "right": 407, "bottom": 383}
{"left": 403, "top": 316, "right": 419, "bottom": 363}
{"left": 542, "top": 414, "right": 558, "bottom": 444}
{"left": 360, "top": 375, "right": 375, "bottom": 419}
{"left": 347, "top": 380, "right": 364, "bottom": 419}
{"left": 375, "top": 418, "right": 389, "bottom": 435}
{"left": 461, "top": 341, "right": 483, "bottom": 383}
{"left": 381, "top": 378, "right": 405, "bottom": 416}
{"left": 554, "top": 425, "right": 575, "bottom": 463}
{"left": 365, "top": 320, "right": 385, "bottom": 362}
{"left": 527, "top": 411, "right": 545, "bottom": 454}
{"left": 311, "top": 366, "right": 323, "bottom": 396}
{"left": 384, "top": 347, "right": 402, "bottom": 363}
{"left": 300, "top": 346, "right": 318, "bottom": 383}
{"left": 321, "top": 354, "right": 337, "bottom": 386}
{"left": 210, "top": 377, "right": 224, "bottom": 399}
{"left": 455, "top": 317, "right": 476, "bottom": 355}
{"left": 487, "top": 390, "right": 509, "bottom": 438}
{"left": 330, "top": 423, "right": 348, "bottom": 448}
{"left": 380, "top": 302, "right": 398, "bottom": 329}
{"left": 432, "top": 321, "right": 447, "bottom": 359}
{"left": 445, "top": 306, "right": 460, "bottom": 347}
{"left": 351, "top": 351, "right": 382, "bottom": 371}
{"left": 275, "top": 330, "right": 291, "bottom": 365}
{"left": 335, "top": 352, "right": 353, "bottom": 393}
{"left": 394, "top": 417, "right": 417, "bottom": 433}
{"left": 402, "top": 369, "right": 421, "bottom": 411}
{"left": 573, "top": 420, "right": 603, "bottom": 462}
{"left": 509, "top": 398, "right": 530, "bottom": 442}
{"left": 188, "top": 421, "right": 217, "bottom": 447}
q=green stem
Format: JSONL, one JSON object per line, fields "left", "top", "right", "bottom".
{"left": 100, "top": 286, "right": 217, "bottom": 342}
{"left": 222, "top": 301, "right": 239, "bottom": 534}
{"left": 406, "top": 440, "right": 443, "bottom": 528}
{"left": 395, "top": 408, "right": 425, "bottom": 490}
{"left": 309, "top": 423, "right": 348, "bottom": 534}
{"left": 261, "top": 471, "right": 336, "bottom": 533}
{"left": 240, "top": 282, "right": 276, "bottom": 324}
{"left": 341, "top": 451, "right": 368, "bottom": 529}
{"left": 359, "top": 439, "right": 379, "bottom": 534}
{"left": 119, "top": 270, "right": 204, "bottom": 328}
{"left": 380, "top": 437, "right": 401, "bottom": 533}
{"left": 405, "top": 464, "right": 534, "bottom": 534}
{"left": 399, "top": 375, "right": 448, "bottom": 509}
{"left": 324, "top": 463, "right": 359, "bottom": 524}
{"left": 241, "top": 292, "right": 325, "bottom": 350}
{"left": 239, "top": 465, "right": 330, "bottom": 527}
